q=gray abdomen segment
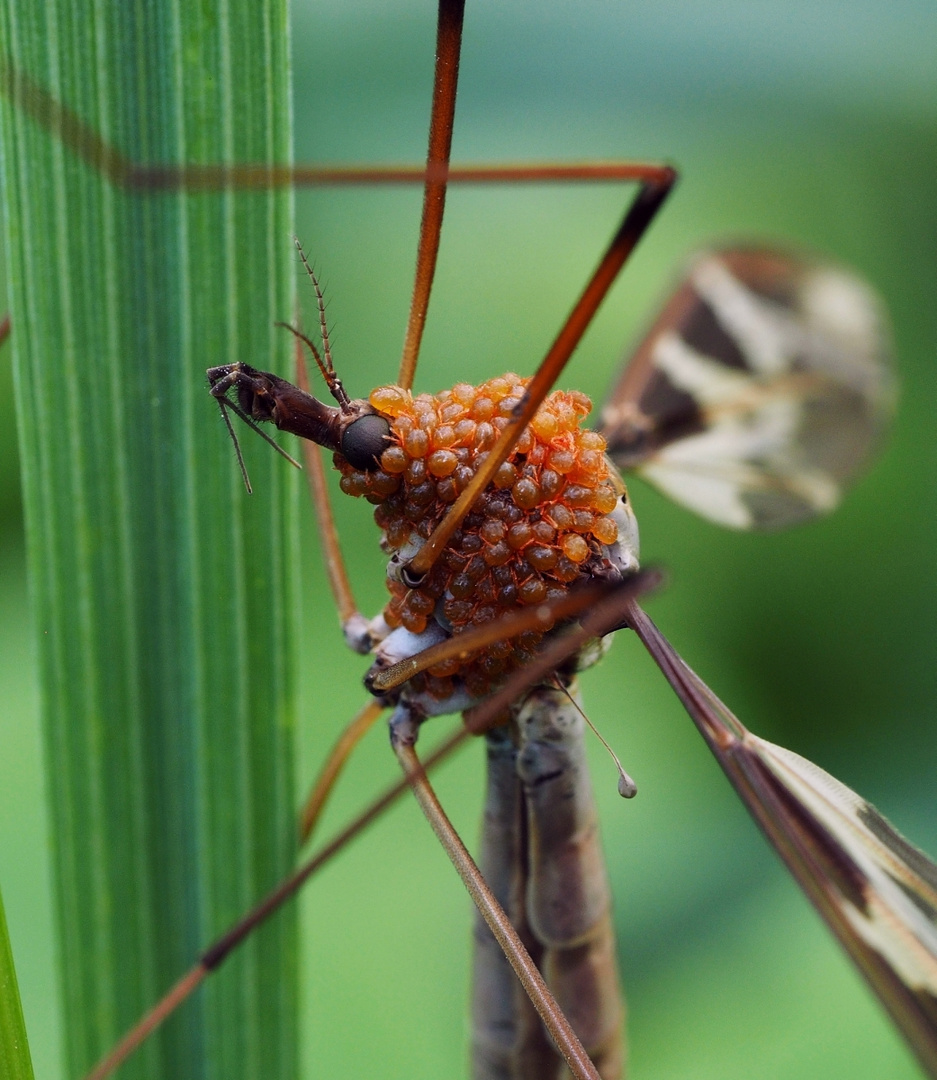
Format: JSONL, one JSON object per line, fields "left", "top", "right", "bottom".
{"left": 471, "top": 683, "right": 624, "bottom": 1080}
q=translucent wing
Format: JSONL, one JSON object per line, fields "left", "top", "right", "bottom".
{"left": 601, "top": 248, "right": 895, "bottom": 530}
{"left": 627, "top": 601, "right": 937, "bottom": 1076}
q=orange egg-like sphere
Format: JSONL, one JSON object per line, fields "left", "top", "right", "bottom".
{"left": 336, "top": 373, "right": 626, "bottom": 700}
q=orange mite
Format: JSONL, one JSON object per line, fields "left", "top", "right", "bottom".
{"left": 335, "top": 373, "right": 637, "bottom": 702}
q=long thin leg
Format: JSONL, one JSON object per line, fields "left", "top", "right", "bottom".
{"left": 0, "top": 58, "right": 675, "bottom": 190}
{"left": 404, "top": 167, "right": 675, "bottom": 582}
{"left": 473, "top": 724, "right": 554, "bottom": 1078}
{"left": 293, "top": 340, "right": 372, "bottom": 647}
{"left": 297, "top": 700, "right": 384, "bottom": 845}
{"left": 3, "top": 49, "right": 676, "bottom": 445}
{"left": 139, "top": 161, "right": 677, "bottom": 188}
{"left": 390, "top": 719, "right": 602, "bottom": 1080}
{"left": 82, "top": 718, "right": 470, "bottom": 1080}
{"left": 7, "top": 35, "right": 673, "bottom": 1078}
{"left": 398, "top": 0, "right": 466, "bottom": 390}
{"left": 366, "top": 579, "right": 618, "bottom": 695}
{"left": 80, "top": 576, "right": 652, "bottom": 1080}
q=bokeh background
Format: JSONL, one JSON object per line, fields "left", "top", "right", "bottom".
{"left": 1, "top": 0, "right": 935, "bottom": 1077}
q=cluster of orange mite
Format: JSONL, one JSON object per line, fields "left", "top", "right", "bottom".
{"left": 335, "top": 373, "right": 624, "bottom": 701}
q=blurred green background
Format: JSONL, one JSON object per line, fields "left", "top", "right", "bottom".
{"left": 1, "top": 0, "right": 935, "bottom": 1077}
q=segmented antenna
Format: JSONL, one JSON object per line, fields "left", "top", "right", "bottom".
{"left": 289, "top": 236, "right": 351, "bottom": 410}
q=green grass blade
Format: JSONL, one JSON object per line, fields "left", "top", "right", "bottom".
{"left": 0, "top": 2, "right": 298, "bottom": 1078}
{"left": 0, "top": 885, "right": 35, "bottom": 1080}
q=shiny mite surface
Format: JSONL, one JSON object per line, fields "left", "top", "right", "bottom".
{"left": 334, "top": 373, "right": 628, "bottom": 701}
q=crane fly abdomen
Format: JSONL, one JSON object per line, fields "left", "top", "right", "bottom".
{"left": 333, "top": 372, "right": 639, "bottom": 706}
{"left": 473, "top": 685, "right": 623, "bottom": 1080}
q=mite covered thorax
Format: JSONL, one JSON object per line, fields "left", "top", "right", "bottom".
{"left": 338, "top": 373, "right": 640, "bottom": 707}
{"left": 209, "top": 361, "right": 640, "bottom": 712}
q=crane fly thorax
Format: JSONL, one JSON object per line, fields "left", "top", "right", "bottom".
{"left": 332, "top": 372, "right": 640, "bottom": 708}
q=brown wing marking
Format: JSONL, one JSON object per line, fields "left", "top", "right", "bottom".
{"left": 601, "top": 247, "right": 895, "bottom": 530}
{"left": 626, "top": 601, "right": 937, "bottom": 1076}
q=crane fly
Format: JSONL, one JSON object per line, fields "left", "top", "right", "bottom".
{"left": 123, "top": 5, "right": 937, "bottom": 1077}
{"left": 201, "top": 234, "right": 937, "bottom": 1079}
{"left": 1, "top": 1, "right": 935, "bottom": 1079}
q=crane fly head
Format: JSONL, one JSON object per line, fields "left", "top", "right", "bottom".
{"left": 206, "top": 360, "right": 392, "bottom": 492}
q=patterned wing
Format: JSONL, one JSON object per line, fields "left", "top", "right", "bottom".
{"left": 601, "top": 247, "right": 895, "bottom": 530}
{"left": 627, "top": 601, "right": 937, "bottom": 1077}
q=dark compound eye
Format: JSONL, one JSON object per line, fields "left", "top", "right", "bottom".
{"left": 341, "top": 413, "right": 392, "bottom": 470}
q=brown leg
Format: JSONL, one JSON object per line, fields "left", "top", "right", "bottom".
{"left": 77, "top": 576, "right": 651, "bottom": 1080}
{"left": 398, "top": 0, "right": 466, "bottom": 390}
{"left": 404, "top": 165, "right": 675, "bottom": 583}
{"left": 390, "top": 707, "right": 603, "bottom": 1080}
